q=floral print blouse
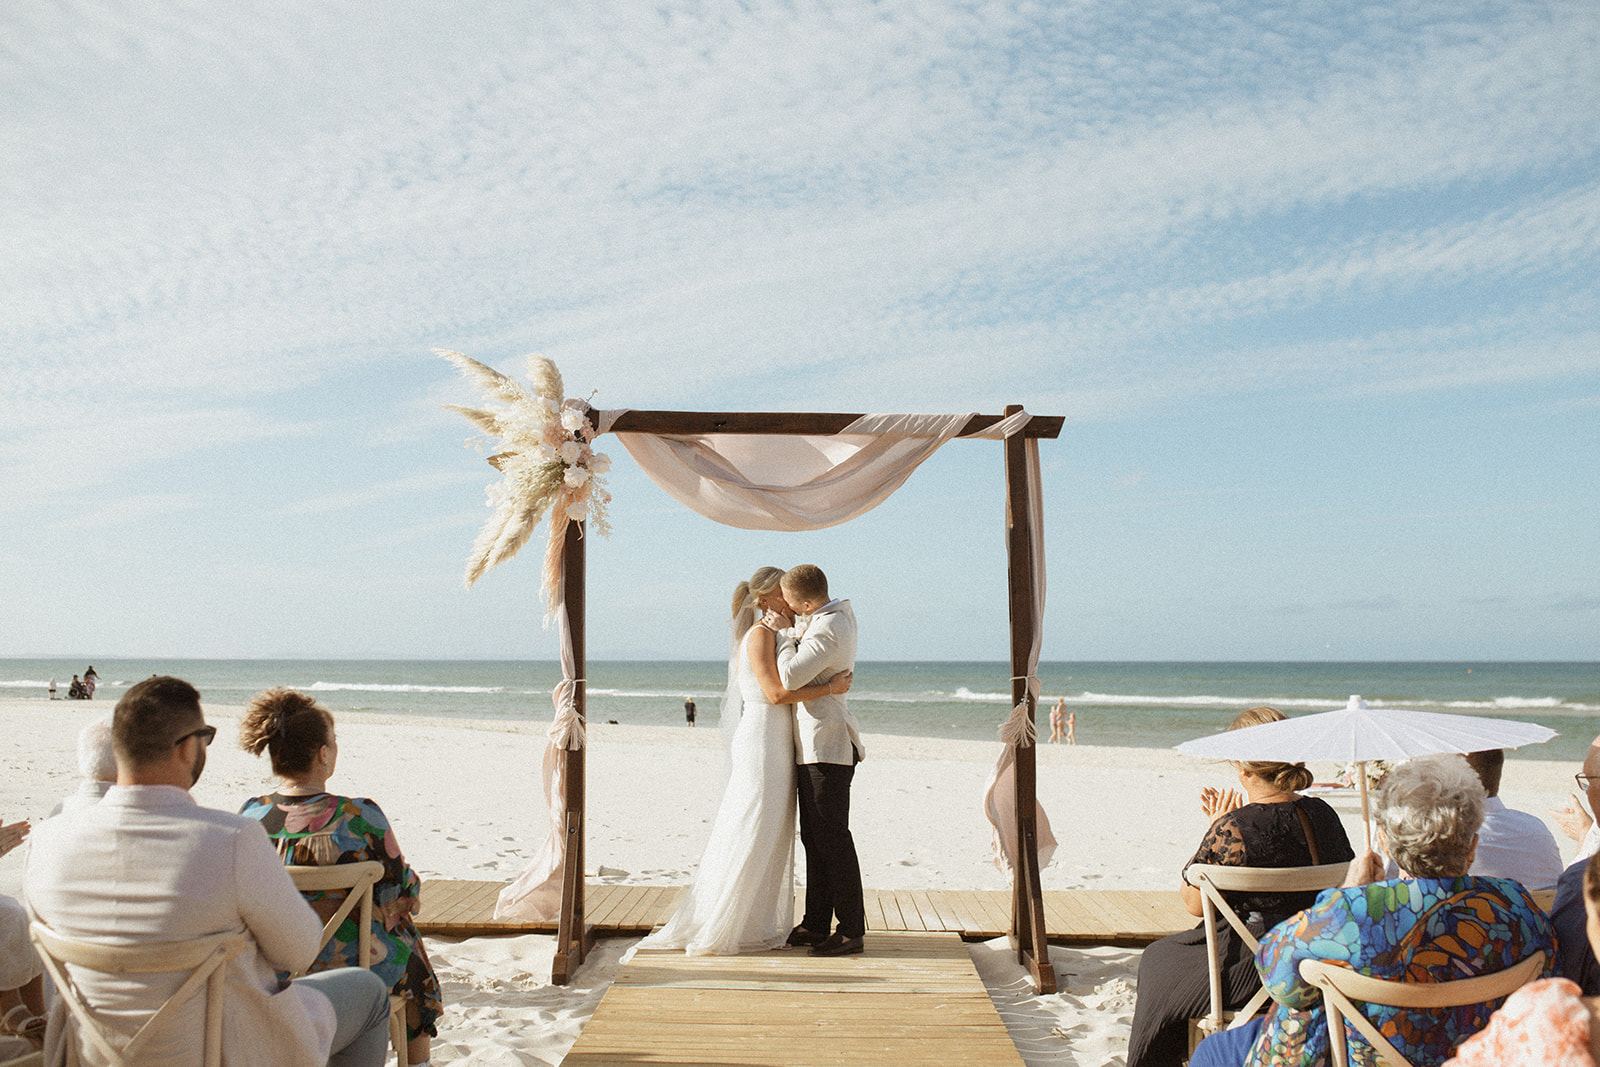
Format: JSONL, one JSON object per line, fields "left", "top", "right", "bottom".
{"left": 1247, "top": 877, "right": 1556, "bottom": 1067}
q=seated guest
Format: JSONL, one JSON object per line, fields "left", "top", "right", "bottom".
{"left": 1125, "top": 707, "right": 1355, "bottom": 1067}
{"left": 1463, "top": 749, "right": 1563, "bottom": 889}
{"left": 0, "top": 818, "right": 44, "bottom": 1048}
{"left": 1446, "top": 848, "right": 1600, "bottom": 1066}
{"left": 1191, "top": 754, "right": 1556, "bottom": 1067}
{"left": 1552, "top": 734, "right": 1600, "bottom": 863}
{"left": 49, "top": 715, "right": 117, "bottom": 816}
{"left": 239, "top": 688, "right": 442, "bottom": 1067}
{"left": 25, "top": 676, "right": 393, "bottom": 1067}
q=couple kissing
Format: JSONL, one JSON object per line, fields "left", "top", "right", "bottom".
{"left": 641, "top": 563, "right": 865, "bottom": 958}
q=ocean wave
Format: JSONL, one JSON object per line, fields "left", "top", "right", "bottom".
{"left": 308, "top": 682, "right": 507, "bottom": 694}
{"left": 0, "top": 680, "right": 53, "bottom": 689}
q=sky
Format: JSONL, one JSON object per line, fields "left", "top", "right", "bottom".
{"left": 2, "top": 0, "right": 1596, "bottom": 663}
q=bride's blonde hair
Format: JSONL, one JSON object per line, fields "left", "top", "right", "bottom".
{"left": 730, "top": 566, "right": 785, "bottom": 641}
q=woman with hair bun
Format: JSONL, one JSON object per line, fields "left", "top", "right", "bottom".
{"left": 238, "top": 689, "right": 442, "bottom": 1067}
{"left": 1126, "top": 707, "right": 1355, "bottom": 1067}
{"left": 639, "top": 566, "right": 853, "bottom": 956}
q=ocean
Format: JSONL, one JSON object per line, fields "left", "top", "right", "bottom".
{"left": 4, "top": 659, "right": 1596, "bottom": 761}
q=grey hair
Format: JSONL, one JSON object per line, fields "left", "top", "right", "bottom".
{"left": 1377, "top": 755, "right": 1485, "bottom": 878}
{"left": 78, "top": 715, "right": 117, "bottom": 783}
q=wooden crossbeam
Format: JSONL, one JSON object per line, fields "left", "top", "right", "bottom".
{"left": 604, "top": 410, "right": 1064, "bottom": 438}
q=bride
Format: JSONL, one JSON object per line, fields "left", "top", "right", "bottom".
{"left": 641, "top": 566, "right": 853, "bottom": 955}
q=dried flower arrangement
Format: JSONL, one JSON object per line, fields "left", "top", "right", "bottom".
{"left": 436, "top": 350, "right": 612, "bottom": 604}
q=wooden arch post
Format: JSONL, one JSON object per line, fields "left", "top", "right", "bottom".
{"left": 1003, "top": 403, "right": 1054, "bottom": 994}
{"left": 546, "top": 408, "right": 1062, "bottom": 986}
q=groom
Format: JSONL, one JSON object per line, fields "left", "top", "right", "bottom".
{"left": 774, "top": 564, "right": 865, "bottom": 957}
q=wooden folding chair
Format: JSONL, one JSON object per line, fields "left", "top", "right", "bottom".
{"left": 29, "top": 922, "right": 245, "bottom": 1067}
{"left": 1299, "top": 951, "right": 1545, "bottom": 1067}
{"left": 286, "top": 861, "right": 409, "bottom": 1067}
{"left": 1184, "top": 862, "right": 1351, "bottom": 1048}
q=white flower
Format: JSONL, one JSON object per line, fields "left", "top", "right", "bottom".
{"left": 564, "top": 466, "right": 590, "bottom": 488}
{"left": 588, "top": 452, "right": 612, "bottom": 473}
{"left": 560, "top": 407, "right": 585, "bottom": 432}
{"left": 559, "top": 441, "right": 583, "bottom": 464}
{"left": 536, "top": 443, "right": 558, "bottom": 463}
{"left": 539, "top": 396, "right": 560, "bottom": 416}
{"left": 565, "top": 500, "right": 589, "bottom": 521}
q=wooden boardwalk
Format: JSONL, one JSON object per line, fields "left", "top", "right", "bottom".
{"left": 416, "top": 879, "right": 1194, "bottom": 945}
{"left": 563, "top": 930, "right": 1024, "bottom": 1066}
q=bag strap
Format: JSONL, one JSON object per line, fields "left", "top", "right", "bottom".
{"left": 1295, "top": 802, "right": 1321, "bottom": 866}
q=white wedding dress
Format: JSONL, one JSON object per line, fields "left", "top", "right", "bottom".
{"left": 639, "top": 631, "right": 796, "bottom": 955}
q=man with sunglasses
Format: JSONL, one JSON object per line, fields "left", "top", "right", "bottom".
{"left": 26, "top": 676, "right": 392, "bottom": 1066}
{"left": 1548, "top": 734, "right": 1600, "bottom": 995}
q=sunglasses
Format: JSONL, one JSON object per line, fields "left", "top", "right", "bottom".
{"left": 174, "top": 725, "right": 218, "bottom": 748}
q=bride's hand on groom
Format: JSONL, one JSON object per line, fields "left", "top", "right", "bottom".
{"left": 760, "top": 609, "right": 789, "bottom": 632}
{"left": 827, "top": 670, "right": 853, "bottom": 695}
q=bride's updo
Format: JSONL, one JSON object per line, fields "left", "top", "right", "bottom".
{"left": 730, "top": 566, "right": 785, "bottom": 640}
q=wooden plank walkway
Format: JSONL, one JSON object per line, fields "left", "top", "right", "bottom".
{"left": 416, "top": 880, "right": 1195, "bottom": 945}
{"left": 563, "top": 930, "right": 1024, "bottom": 1066}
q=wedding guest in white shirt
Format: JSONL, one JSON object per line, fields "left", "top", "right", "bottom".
{"left": 26, "top": 675, "right": 392, "bottom": 1067}
{"left": 1464, "top": 748, "right": 1564, "bottom": 890}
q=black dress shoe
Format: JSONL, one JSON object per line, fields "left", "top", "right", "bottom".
{"left": 787, "top": 925, "right": 826, "bottom": 947}
{"left": 808, "top": 933, "right": 864, "bottom": 957}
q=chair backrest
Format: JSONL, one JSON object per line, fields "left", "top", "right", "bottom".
{"left": 29, "top": 921, "right": 246, "bottom": 1067}
{"left": 1299, "top": 951, "right": 1546, "bottom": 1067}
{"left": 1185, "top": 862, "right": 1351, "bottom": 1034}
{"left": 284, "top": 861, "right": 384, "bottom": 974}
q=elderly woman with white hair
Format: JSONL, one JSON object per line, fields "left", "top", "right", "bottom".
{"left": 1191, "top": 754, "right": 1558, "bottom": 1067}
{"left": 50, "top": 715, "right": 117, "bottom": 816}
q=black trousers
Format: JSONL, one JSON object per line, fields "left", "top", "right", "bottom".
{"left": 1125, "top": 923, "right": 1261, "bottom": 1067}
{"left": 796, "top": 761, "right": 865, "bottom": 939}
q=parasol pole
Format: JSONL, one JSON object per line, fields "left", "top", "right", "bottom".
{"left": 1357, "top": 761, "right": 1372, "bottom": 853}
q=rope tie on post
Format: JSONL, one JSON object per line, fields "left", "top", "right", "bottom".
{"left": 549, "top": 678, "right": 587, "bottom": 750}
{"left": 998, "top": 674, "right": 1041, "bottom": 747}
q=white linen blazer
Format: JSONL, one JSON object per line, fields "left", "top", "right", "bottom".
{"left": 777, "top": 599, "right": 864, "bottom": 766}
{"left": 24, "top": 785, "right": 337, "bottom": 1067}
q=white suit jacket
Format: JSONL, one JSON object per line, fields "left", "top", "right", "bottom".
{"left": 24, "top": 785, "right": 336, "bottom": 1067}
{"left": 778, "top": 599, "right": 864, "bottom": 766}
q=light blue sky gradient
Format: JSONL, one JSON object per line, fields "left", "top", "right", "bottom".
{"left": 2, "top": 1, "right": 1596, "bottom": 662}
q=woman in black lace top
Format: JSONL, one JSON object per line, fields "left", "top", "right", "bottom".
{"left": 1125, "top": 707, "right": 1355, "bottom": 1067}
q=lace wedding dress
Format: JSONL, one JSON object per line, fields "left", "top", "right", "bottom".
{"left": 639, "top": 631, "right": 796, "bottom": 955}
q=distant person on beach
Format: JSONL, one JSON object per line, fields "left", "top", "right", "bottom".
{"left": 66, "top": 675, "right": 87, "bottom": 700}
{"left": 83, "top": 666, "right": 98, "bottom": 698}
{"left": 239, "top": 688, "right": 444, "bottom": 1067}
{"left": 48, "top": 678, "right": 56, "bottom": 699}
{"left": 684, "top": 697, "right": 696, "bottom": 727}
{"left": 640, "top": 566, "right": 852, "bottom": 957}
{"left": 1066, "top": 710, "right": 1076, "bottom": 746}
{"left": 1048, "top": 698, "right": 1064, "bottom": 743}
{"left": 1126, "top": 706, "right": 1354, "bottom": 1067}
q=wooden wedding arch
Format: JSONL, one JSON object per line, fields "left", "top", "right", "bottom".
{"left": 549, "top": 406, "right": 1063, "bottom": 993}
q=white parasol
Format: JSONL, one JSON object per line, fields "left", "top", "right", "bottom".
{"left": 1176, "top": 695, "right": 1557, "bottom": 850}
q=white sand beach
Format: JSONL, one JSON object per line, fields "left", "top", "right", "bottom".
{"left": 1, "top": 697, "right": 1581, "bottom": 1065}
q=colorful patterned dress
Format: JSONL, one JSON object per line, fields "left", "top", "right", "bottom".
{"left": 1247, "top": 877, "right": 1556, "bottom": 1067}
{"left": 240, "top": 792, "right": 442, "bottom": 1040}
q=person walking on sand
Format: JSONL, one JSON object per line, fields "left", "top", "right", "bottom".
{"left": 1067, "top": 710, "right": 1076, "bottom": 745}
{"left": 1049, "top": 698, "right": 1064, "bottom": 743}
{"left": 83, "top": 666, "right": 98, "bottom": 698}
{"left": 48, "top": 678, "right": 56, "bottom": 700}
{"left": 684, "top": 697, "right": 696, "bottom": 727}
{"left": 773, "top": 564, "right": 866, "bottom": 957}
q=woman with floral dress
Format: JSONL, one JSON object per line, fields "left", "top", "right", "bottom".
{"left": 239, "top": 689, "right": 442, "bottom": 1067}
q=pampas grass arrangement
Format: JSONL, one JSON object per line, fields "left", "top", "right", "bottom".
{"left": 437, "top": 350, "right": 613, "bottom": 602}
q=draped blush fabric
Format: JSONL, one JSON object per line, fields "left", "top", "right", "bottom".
{"left": 497, "top": 409, "right": 1054, "bottom": 918}
{"left": 495, "top": 557, "right": 585, "bottom": 921}
{"left": 603, "top": 412, "right": 1021, "bottom": 532}
{"left": 981, "top": 438, "right": 1059, "bottom": 880}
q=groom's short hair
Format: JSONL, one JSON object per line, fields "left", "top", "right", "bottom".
{"left": 781, "top": 564, "right": 828, "bottom": 604}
